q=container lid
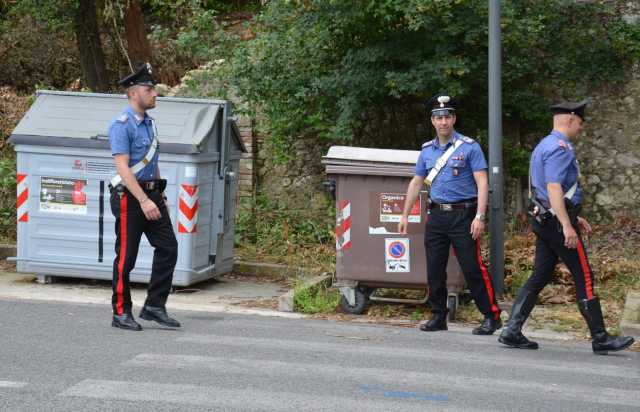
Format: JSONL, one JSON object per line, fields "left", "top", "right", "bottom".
{"left": 9, "top": 90, "right": 237, "bottom": 154}
{"left": 322, "top": 146, "right": 419, "bottom": 176}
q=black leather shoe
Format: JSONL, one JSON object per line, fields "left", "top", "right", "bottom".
{"left": 578, "top": 297, "right": 635, "bottom": 355}
{"left": 498, "top": 330, "right": 538, "bottom": 349}
{"left": 473, "top": 317, "right": 502, "bottom": 335}
{"left": 112, "top": 313, "right": 142, "bottom": 331}
{"left": 592, "top": 335, "right": 635, "bottom": 355}
{"left": 140, "top": 306, "right": 181, "bottom": 328}
{"left": 419, "top": 312, "right": 447, "bottom": 332}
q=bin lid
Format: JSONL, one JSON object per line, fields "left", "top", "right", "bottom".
{"left": 9, "top": 90, "right": 243, "bottom": 154}
{"left": 322, "top": 146, "right": 420, "bottom": 176}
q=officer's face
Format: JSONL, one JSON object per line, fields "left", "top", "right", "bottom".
{"left": 431, "top": 114, "right": 456, "bottom": 138}
{"left": 131, "top": 85, "right": 157, "bottom": 110}
{"left": 569, "top": 115, "right": 584, "bottom": 139}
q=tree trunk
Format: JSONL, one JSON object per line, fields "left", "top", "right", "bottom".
{"left": 124, "top": 0, "right": 152, "bottom": 68}
{"left": 74, "top": 0, "right": 108, "bottom": 92}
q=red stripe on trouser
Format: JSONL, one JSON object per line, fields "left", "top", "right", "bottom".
{"left": 576, "top": 242, "right": 594, "bottom": 299}
{"left": 116, "top": 194, "right": 128, "bottom": 315}
{"left": 475, "top": 239, "right": 500, "bottom": 319}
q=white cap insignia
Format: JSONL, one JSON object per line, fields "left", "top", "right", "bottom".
{"left": 437, "top": 95, "right": 450, "bottom": 108}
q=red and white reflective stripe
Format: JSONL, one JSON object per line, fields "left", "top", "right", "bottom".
{"left": 178, "top": 184, "right": 199, "bottom": 233}
{"left": 336, "top": 200, "right": 352, "bottom": 251}
{"left": 116, "top": 194, "right": 128, "bottom": 315}
{"left": 475, "top": 239, "right": 500, "bottom": 319}
{"left": 576, "top": 242, "right": 594, "bottom": 299}
{"left": 16, "top": 173, "right": 28, "bottom": 222}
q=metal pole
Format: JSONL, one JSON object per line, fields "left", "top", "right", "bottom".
{"left": 489, "top": 0, "right": 504, "bottom": 296}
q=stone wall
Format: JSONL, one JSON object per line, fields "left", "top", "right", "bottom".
{"left": 576, "top": 65, "right": 640, "bottom": 222}
{"left": 235, "top": 114, "right": 256, "bottom": 201}
{"left": 255, "top": 136, "right": 331, "bottom": 213}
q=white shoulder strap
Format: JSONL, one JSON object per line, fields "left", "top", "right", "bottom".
{"left": 424, "top": 139, "right": 463, "bottom": 185}
{"left": 110, "top": 119, "right": 159, "bottom": 187}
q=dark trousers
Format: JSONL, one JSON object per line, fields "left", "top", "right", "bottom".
{"left": 523, "top": 213, "right": 595, "bottom": 301}
{"left": 425, "top": 208, "right": 500, "bottom": 319}
{"left": 110, "top": 187, "right": 178, "bottom": 315}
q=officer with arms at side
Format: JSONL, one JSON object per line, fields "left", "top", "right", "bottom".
{"left": 108, "top": 63, "right": 181, "bottom": 331}
{"left": 499, "top": 100, "right": 634, "bottom": 354}
{"left": 399, "top": 93, "right": 502, "bottom": 335}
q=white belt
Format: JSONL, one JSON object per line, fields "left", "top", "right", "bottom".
{"left": 425, "top": 139, "right": 463, "bottom": 185}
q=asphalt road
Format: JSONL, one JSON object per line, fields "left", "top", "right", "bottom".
{"left": 0, "top": 298, "right": 638, "bottom": 411}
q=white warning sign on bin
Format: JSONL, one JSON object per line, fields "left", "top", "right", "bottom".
{"left": 385, "top": 238, "right": 410, "bottom": 273}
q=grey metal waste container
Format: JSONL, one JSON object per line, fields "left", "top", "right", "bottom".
{"left": 9, "top": 90, "right": 246, "bottom": 286}
{"left": 323, "top": 146, "right": 465, "bottom": 319}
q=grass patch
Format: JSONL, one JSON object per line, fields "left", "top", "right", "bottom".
{"left": 293, "top": 279, "right": 339, "bottom": 314}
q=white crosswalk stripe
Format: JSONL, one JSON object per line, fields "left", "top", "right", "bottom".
{"left": 60, "top": 379, "right": 488, "bottom": 412}
{"left": 177, "top": 333, "right": 640, "bottom": 380}
{"left": 56, "top": 327, "right": 640, "bottom": 412}
{"left": 123, "top": 353, "right": 640, "bottom": 408}
{"left": 0, "top": 381, "right": 28, "bottom": 388}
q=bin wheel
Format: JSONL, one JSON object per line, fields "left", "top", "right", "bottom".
{"left": 447, "top": 295, "right": 458, "bottom": 323}
{"left": 340, "top": 287, "right": 369, "bottom": 315}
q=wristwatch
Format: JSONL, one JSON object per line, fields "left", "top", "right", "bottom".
{"left": 474, "top": 213, "right": 486, "bottom": 222}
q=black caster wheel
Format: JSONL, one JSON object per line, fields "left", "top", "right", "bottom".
{"left": 339, "top": 287, "right": 369, "bottom": 314}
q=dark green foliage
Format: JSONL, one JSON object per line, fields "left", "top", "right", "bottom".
{"left": 236, "top": 193, "right": 334, "bottom": 250}
{"left": 231, "top": 0, "right": 640, "bottom": 177}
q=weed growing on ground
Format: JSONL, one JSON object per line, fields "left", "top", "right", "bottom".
{"left": 293, "top": 279, "right": 339, "bottom": 314}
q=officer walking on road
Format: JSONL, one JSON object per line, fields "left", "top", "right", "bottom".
{"left": 399, "top": 93, "right": 502, "bottom": 335}
{"left": 499, "top": 100, "right": 634, "bottom": 354}
{"left": 108, "top": 63, "right": 181, "bottom": 331}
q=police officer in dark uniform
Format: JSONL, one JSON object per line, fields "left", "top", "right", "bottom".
{"left": 499, "top": 100, "right": 634, "bottom": 354}
{"left": 399, "top": 93, "right": 502, "bottom": 335}
{"left": 108, "top": 63, "right": 180, "bottom": 331}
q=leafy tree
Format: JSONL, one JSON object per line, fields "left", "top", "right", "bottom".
{"left": 231, "top": 0, "right": 640, "bottom": 176}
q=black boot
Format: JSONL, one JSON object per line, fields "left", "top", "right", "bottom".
{"left": 473, "top": 316, "right": 502, "bottom": 335}
{"left": 499, "top": 288, "right": 539, "bottom": 349}
{"left": 112, "top": 313, "right": 142, "bottom": 331}
{"left": 578, "top": 297, "right": 635, "bottom": 355}
{"left": 140, "top": 305, "right": 181, "bottom": 328}
{"left": 419, "top": 311, "right": 448, "bottom": 332}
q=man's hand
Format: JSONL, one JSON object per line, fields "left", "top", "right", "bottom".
{"left": 470, "top": 218, "right": 485, "bottom": 240}
{"left": 398, "top": 216, "right": 409, "bottom": 234}
{"left": 577, "top": 216, "right": 592, "bottom": 235}
{"left": 562, "top": 224, "right": 579, "bottom": 249}
{"left": 141, "top": 197, "right": 161, "bottom": 220}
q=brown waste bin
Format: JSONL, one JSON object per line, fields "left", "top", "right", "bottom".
{"left": 323, "top": 146, "right": 465, "bottom": 320}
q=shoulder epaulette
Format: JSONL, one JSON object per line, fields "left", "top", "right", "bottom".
{"left": 422, "top": 139, "right": 434, "bottom": 148}
{"left": 116, "top": 114, "right": 128, "bottom": 123}
{"left": 457, "top": 134, "right": 475, "bottom": 144}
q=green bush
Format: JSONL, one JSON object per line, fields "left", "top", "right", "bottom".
{"left": 0, "top": 15, "right": 81, "bottom": 92}
{"left": 0, "top": 155, "right": 16, "bottom": 241}
{"left": 234, "top": 192, "right": 335, "bottom": 270}
{"left": 230, "top": 0, "right": 640, "bottom": 177}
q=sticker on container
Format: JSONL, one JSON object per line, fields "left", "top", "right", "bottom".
{"left": 184, "top": 165, "right": 197, "bottom": 178}
{"left": 86, "top": 161, "right": 117, "bottom": 177}
{"left": 379, "top": 193, "right": 420, "bottom": 223}
{"left": 385, "top": 238, "right": 410, "bottom": 273}
{"left": 39, "top": 176, "right": 87, "bottom": 215}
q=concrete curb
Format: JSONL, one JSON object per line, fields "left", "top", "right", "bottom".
{"left": 0, "top": 271, "right": 306, "bottom": 320}
{"left": 278, "top": 272, "right": 333, "bottom": 312}
{"left": 620, "top": 291, "right": 640, "bottom": 337}
{"left": 233, "top": 260, "right": 320, "bottom": 278}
